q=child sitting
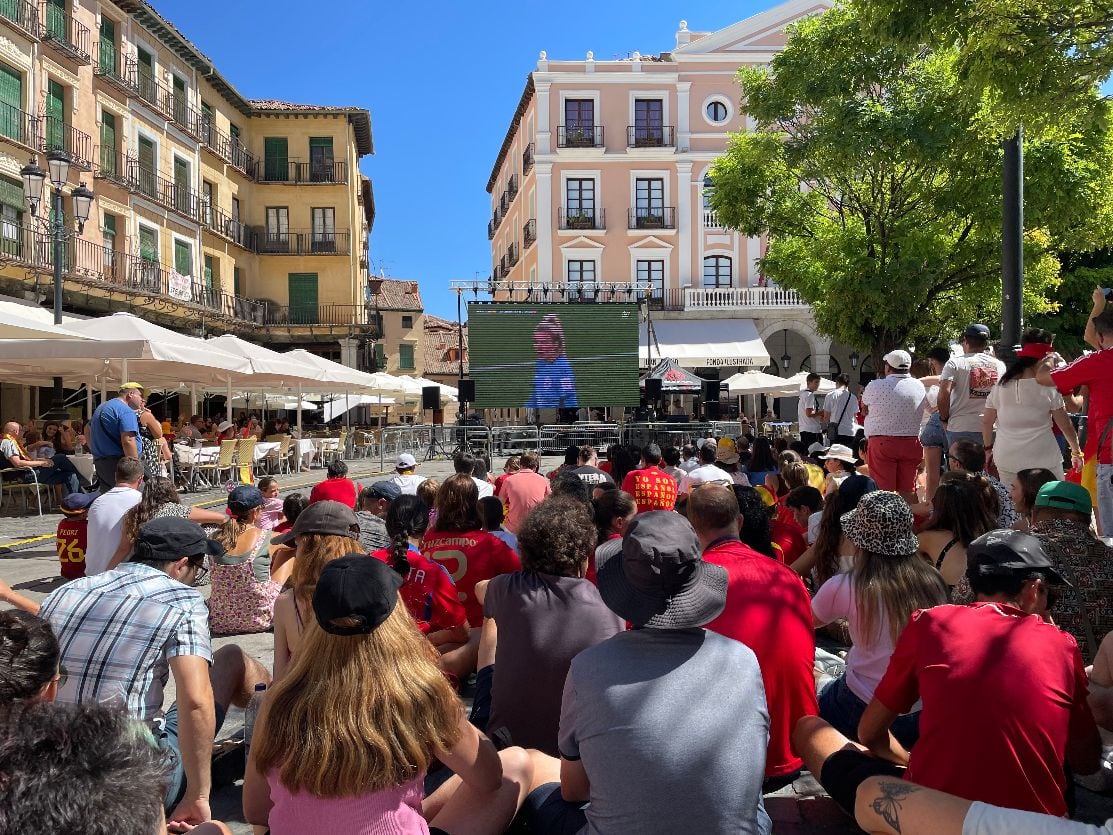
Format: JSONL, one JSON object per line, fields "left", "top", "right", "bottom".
{"left": 56, "top": 492, "right": 95, "bottom": 579}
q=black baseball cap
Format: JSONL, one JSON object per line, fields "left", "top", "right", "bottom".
{"left": 312, "top": 554, "right": 403, "bottom": 635}
{"left": 966, "top": 529, "right": 1070, "bottom": 586}
{"left": 134, "top": 517, "right": 224, "bottom": 564}
{"left": 271, "top": 500, "right": 360, "bottom": 546}
{"left": 962, "top": 323, "right": 991, "bottom": 340}
{"left": 363, "top": 480, "right": 401, "bottom": 502}
{"left": 227, "top": 485, "right": 264, "bottom": 513}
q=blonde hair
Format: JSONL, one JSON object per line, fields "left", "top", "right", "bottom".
{"left": 853, "top": 550, "right": 948, "bottom": 645}
{"left": 291, "top": 534, "right": 364, "bottom": 608}
{"left": 252, "top": 602, "right": 462, "bottom": 796}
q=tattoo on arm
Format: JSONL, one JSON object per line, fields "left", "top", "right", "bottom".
{"left": 870, "top": 780, "right": 919, "bottom": 834}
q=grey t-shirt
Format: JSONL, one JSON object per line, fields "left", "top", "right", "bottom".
{"left": 559, "top": 628, "right": 770, "bottom": 834}
{"left": 354, "top": 510, "right": 390, "bottom": 552}
{"left": 485, "top": 570, "right": 622, "bottom": 755}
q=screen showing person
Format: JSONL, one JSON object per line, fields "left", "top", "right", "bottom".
{"left": 468, "top": 302, "right": 640, "bottom": 408}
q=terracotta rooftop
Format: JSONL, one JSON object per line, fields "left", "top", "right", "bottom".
{"left": 424, "top": 316, "right": 468, "bottom": 375}
{"left": 250, "top": 100, "right": 374, "bottom": 156}
{"left": 368, "top": 278, "right": 423, "bottom": 311}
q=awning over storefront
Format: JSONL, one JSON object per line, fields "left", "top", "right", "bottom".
{"left": 640, "top": 318, "right": 771, "bottom": 369}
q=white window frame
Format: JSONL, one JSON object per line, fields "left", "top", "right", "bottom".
{"left": 170, "top": 233, "right": 194, "bottom": 276}
{"left": 702, "top": 251, "right": 733, "bottom": 288}
{"left": 559, "top": 169, "right": 601, "bottom": 233}
{"left": 701, "top": 94, "right": 734, "bottom": 127}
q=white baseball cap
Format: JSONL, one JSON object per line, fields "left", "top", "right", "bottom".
{"left": 882, "top": 350, "right": 912, "bottom": 370}
{"left": 396, "top": 453, "right": 417, "bottom": 469}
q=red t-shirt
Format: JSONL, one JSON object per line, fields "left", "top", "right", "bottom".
{"left": 769, "top": 519, "right": 806, "bottom": 566}
{"left": 308, "top": 477, "right": 359, "bottom": 508}
{"left": 702, "top": 538, "right": 818, "bottom": 777}
{"left": 370, "top": 545, "right": 468, "bottom": 634}
{"left": 494, "top": 472, "right": 513, "bottom": 497}
{"left": 55, "top": 518, "right": 87, "bottom": 579}
{"left": 874, "top": 603, "right": 1097, "bottom": 816}
{"left": 620, "top": 465, "right": 678, "bottom": 513}
{"left": 1052, "top": 350, "right": 1113, "bottom": 462}
{"left": 421, "top": 528, "right": 521, "bottom": 627}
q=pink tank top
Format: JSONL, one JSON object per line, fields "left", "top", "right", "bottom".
{"left": 266, "top": 771, "right": 429, "bottom": 834}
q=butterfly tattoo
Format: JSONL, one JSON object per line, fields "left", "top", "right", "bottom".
{"left": 871, "top": 780, "right": 920, "bottom": 833}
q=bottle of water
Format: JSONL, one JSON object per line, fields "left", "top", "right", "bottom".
{"left": 244, "top": 682, "right": 267, "bottom": 753}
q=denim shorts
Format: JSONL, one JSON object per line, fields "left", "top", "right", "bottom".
{"left": 919, "top": 412, "right": 947, "bottom": 449}
{"left": 158, "top": 701, "right": 227, "bottom": 812}
{"left": 818, "top": 673, "right": 920, "bottom": 750}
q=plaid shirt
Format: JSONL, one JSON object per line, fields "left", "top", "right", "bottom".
{"left": 39, "top": 561, "right": 212, "bottom": 719}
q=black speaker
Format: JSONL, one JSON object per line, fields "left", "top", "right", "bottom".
{"left": 704, "top": 400, "right": 721, "bottom": 420}
{"left": 421, "top": 386, "right": 440, "bottom": 411}
{"left": 702, "top": 379, "right": 720, "bottom": 403}
{"left": 458, "top": 378, "right": 475, "bottom": 402}
{"left": 644, "top": 377, "right": 662, "bottom": 399}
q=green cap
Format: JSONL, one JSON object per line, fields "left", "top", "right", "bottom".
{"left": 1033, "top": 481, "right": 1092, "bottom": 515}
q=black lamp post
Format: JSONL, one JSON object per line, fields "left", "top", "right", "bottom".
{"left": 21, "top": 150, "right": 95, "bottom": 419}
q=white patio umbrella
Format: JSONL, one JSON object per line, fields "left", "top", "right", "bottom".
{"left": 780, "top": 372, "right": 837, "bottom": 395}
{"left": 723, "top": 370, "right": 796, "bottom": 395}
{"left": 400, "top": 375, "right": 459, "bottom": 402}
{"left": 323, "top": 395, "right": 397, "bottom": 422}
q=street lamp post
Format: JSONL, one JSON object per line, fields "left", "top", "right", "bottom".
{"left": 21, "top": 150, "right": 95, "bottom": 419}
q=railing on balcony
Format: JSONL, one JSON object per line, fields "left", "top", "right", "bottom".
{"left": 41, "top": 116, "right": 92, "bottom": 169}
{"left": 629, "top": 206, "right": 676, "bottom": 230}
{"left": 557, "top": 125, "right": 604, "bottom": 148}
{"left": 499, "top": 191, "right": 509, "bottom": 214}
{"left": 198, "top": 120, "right": 257, "bottom": 179}
{"left": 94, "top": 145, "right": 128, "bottom": 187}
{"left": 125, "top": 156, "right": 200, "bottom": 222}
{"left": 506, "top": 241, "right": 519, "bottom": 268}
{"left": 487, "top": 217, "right": 497, "bottom": 240}
{"left": 523, "top": 218, "right": 536, "bottom": 248}
{"left": 93, "top": 41, "right": 138, "bottom": 94}
{"left": 558, "top": 207, "right": 605, "bottom": 230}
{"left": 261, "top": 303, "right": 381, "bottom": 329}
{"left": 135, "top": 65, "right": 206, "bottom": 139}
{"left": 703, "top": 209, "right": 721, "bottom": 229}
{"left": 256, "top": 229, "right": 350, "bottom": 256}
{"left": 627, "top": 125, "right": 675, "bottom": 148}
{"left": 259, "top": 160, "right": 349, "bottom": 185}
{"left": 684, "top": 286, "right": 805, "bottom": 309}
{"left": 40, "top": 2, "right": 90, "bottom": 63}
{"left": 522, "top": 143, "right": 534, "bottom": 174}
{"left": 202, "top": 203, "right": 256, "bottom": 251}
{"left": 0, "top": 0, "right": 38, "bottom": 35}
{"left": 507, "top": 173, "right": 518, "bottom": 198}
{"left": 0, "top": 101, "right": 37, "bottom": 149}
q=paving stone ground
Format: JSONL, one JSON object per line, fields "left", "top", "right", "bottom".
{"left": 1, "top": 454, "right": 1109, "bottom": 832}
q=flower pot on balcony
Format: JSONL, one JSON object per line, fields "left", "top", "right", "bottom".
{"left": 567, "top": 215, "right": 594, "bottom": 230}
{"left": 639, "top": 216, "right": 664, "bottom": 229}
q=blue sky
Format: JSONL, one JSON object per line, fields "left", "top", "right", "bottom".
{"left": 158, "top": 0, "right": 771, "bottom": 320}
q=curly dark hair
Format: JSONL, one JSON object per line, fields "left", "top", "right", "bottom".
{"left": 432, "top": 473, "right": 481, "bottom": 532}
{"left": 0, "top": 611, "right": 58, "bottom": 705}
{"left": 518, "top": 498, "right": 596, "bottom": 577}
{"left": 732, "top": 484, "right": 775, "bottom": 558}
{"left": 122, "top": 476, "right": 181, "bottom": 543}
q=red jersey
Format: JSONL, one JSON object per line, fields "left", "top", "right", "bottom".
{"left": 1053, "top": 350, "right": 1113, "bottom": 463}
{"left": 620, "top": 465, "right": 678, "bottom": 513}
{"left": 874, "top": 603, "right": 1097, "bottom": 816}
{"left": 55, "top": 518, "right": 87, "bottom": 579}
{"left": 370, "top": 545, "right": 467, "bottom": 634}
{"left": 421, "top": 528, "right": 521, "bottom": 627}
{"left": 494, "top": 473, "right": 512, "bottom": 497}
{"left": 702, "top": 538, "right": 818, "bottom": 777}
{"left": 309, "top": 477, "right": 359, "bottom": 508}
{"left": 769, "top": 519, "right": 807, "bottom": 566}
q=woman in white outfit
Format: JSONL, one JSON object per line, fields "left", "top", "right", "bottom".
{"left": 982, "top": 328, "right": 1082, "bottom": 490}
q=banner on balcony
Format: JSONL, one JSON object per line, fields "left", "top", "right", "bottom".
{"left": 168, "top": 270, "right": 192, "bottom": 302}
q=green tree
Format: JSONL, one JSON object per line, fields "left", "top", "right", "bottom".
{"left": 1029, "top": 250, "right": 1113, "bottom": 359}
{"left": 709, "top": 3, "right": 1113, "bottom": 364}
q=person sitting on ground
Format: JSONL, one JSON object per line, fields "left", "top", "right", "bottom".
{"left": 84, "top": 456, "right": 144, "bottom": 576}
{"left": 56, "top": 491, "right": 96, "bottom": 580}
{"left": 478, "top": 495, "right": 518, "bottom": 552}
{"left": 472, "top": 453, "right": 495, "bottom": 492}
{"left": 1, "top": 420, "right": 82, "bottom": 502}
{"left": 548, "top": 445, "right": 580, "bottom": 481}
{"left": 745, "top": 435, "right": 780, "bottom": 487}
{"left": 732, "top": 485, "right": 779, "bottom": 560}
{"left": 308, "top": 459, "right": 359, "bottom": 508}
{"left": 551, "top": 469, "right": 591, "bottom": 504}
{"left": 272, "top": 491, "right": 306, "bottom": 536}
{"left": 494, "top": 455, "right": 520, "bottom": 497}
{"left": 521, "top": 511, "right": 773, "bottom": 835}
{"left": 660, "top": 445, "right": 685, "bottom": 482}
{"left": 769, "top": 479, "right": 813, "bottom": 565}
{"left": 689, "top": 485, "right": 818, "bottom": 787}
{"left": 947, "top": 438, "right": 1019, "bottom": 528}
{"left": 270, "top": 501, "right": 364, "bottom": 683}
{"left": 208, "top": 485, "right": 290, "bottom": 635}
{"left": 476, "top": 498, "right": 623, "bottom": 754}
{"left": 790, "top": 474, "right": 877, "bottom": 585}
{"left": 257, "top": 476, "right": 284, "bottom": 530}
{"left": 354, "top": 480, "right": 398, "bottom": 552}
{"left": 417, "top": 477, "right": 439, "bottom": 523}
{"left": 571, "top": 444, "right": 615, "bottom": 487}
{"left": 453, "top": 450, "right": 493, "bottom": 498}
{"left": 0, "top": 701, "right": 234, "bottom": 835}
{"left": 852, "top": 529, "right": 1100, "bottom": 816}
{"left": 109, "top": 476, "right": 226, "bottom": 571}
{"left": 500, "top": 451, "right": 551, "bottom": 534}
{"left": 811, "top": 491, "right": 948, "bottom": 747}
{"left": 820, "top": 444, "right": 859, "bottom": 496}
{"left": 783, "top": 484, "right": 824, "bottom": 545}
{"left": 0, "top": 610, "right": 60, "bottom": 706}
{"left": 368, "top": 495, "right": 468, "bottom": 648}
{"left": 677, "top": 440, "right": 734, "bottom": 496}
{"left": 1010, "top": 467, "right": 1058, "bottom": 532}
{"left": 621, "top": 443, "right": 678, "bottom": 513}
{"left": 1028, "top": 480, "right": 1113, "bottom": 663}
{"left": 590, "top": 489, "right": 637, "bottom": 584}
{"left": 244, "top": 555, "right": 534, "bottom": 835}
{"left": 37, "top": 516, "right": 270, "bottom": 828}
{"left": 387, "top": 453, "right": 426, "bottom": 496}
{"left": 916, "top": 471, "right": 997, "bottom": 602}
{"left": 422, "top": 474, "right": 521, "bottom": 679}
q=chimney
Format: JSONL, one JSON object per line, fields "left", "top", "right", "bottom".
{"left": 676, "top": 20, "right": 691, "bottom": 48}
{"left": 368, "top": 278, "right": 383, "bottom": 296}
{"left": 409, "top": 281, "right": 419, "bottom": 294}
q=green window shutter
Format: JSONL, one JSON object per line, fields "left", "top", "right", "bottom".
{"left": 0, "top": 175, "right": 22, "bottom": 211}
{"left": 287, "top": 272, "right": 318, "bottom": 324}
{"left": 173, "top": 240, "right": 192, "bottom": 275}
{"left": 374, "top": 342, "right": 386, "bottom": 370}
{"left": 264, "top": 137, "right": 288, "bottom": 181}
{"left": 138, "top": 226, "right": 157, "bottom": 261}
{"left": 98, "top": 18, "right": 115, "bottom": 71}
{"left": 0, "top": 63, "right": 19, "bottom": 143}
{"left": 229, "top": 123, "right": 240, "bottom": 139}
{"left": 399, "top": 343, "right": 415, "bottom": 370}
{"left": 204, "top": 254, "right": 213, "bottom": 284}
{"left": 45, "top": 80, "right": 63, "bottom": 153}
{"left": 100, "top": 110, "right": 115, "bottom": 174}
{"left": 46, "top": 0, "right": 64, "bottom": 40}
{"left": 137, "top": 46, "right": 152, "bottom": 68}
{"left": 309, "top": 137, "right": 333, "bottom": 149}
{"left": 102, "top": 213, "right": 116, "bottom": 235}
{"left": 233, "top": 266, "right": 242, "bottom": 296}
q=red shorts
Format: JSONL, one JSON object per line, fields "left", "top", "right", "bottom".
{"left": 867, "top": 435, "right": 922, "bottom": 495}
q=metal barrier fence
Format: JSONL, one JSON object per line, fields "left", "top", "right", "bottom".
{"left": 540, "top": 424, "right": 622, "bottom": 455}
{"left": 490, "top": 425, "right": 542, "bottom": 456}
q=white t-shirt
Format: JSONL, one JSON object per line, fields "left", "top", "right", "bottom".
{"left": 84, "top": 486, "right": 142, "bottom": 575}
{"left": 388, "top": 472, "right": 427, "bottom": 496}
{"left": 677, "top": 464, "right": 734, "bottom": 494}
{"left": 0, "top": 436, "right": 23, "bottom": 466}
{"left": 941, "top": 352, "right": 1006, "bottom": 433}
{"left": 471, "top": 476, "right": 494, "bottom": 499}
{"left": 798, "top": 389, "right": 824, "bottom": 434}
{"left": 807, "top": 511, "right": 823, "bottom": 545}
{"left": 823, "top": 387, "right": 859, "bottom": 436}
{"left": 862, "top": 374, "right": 927, "bottom": 437}
{"left": 812, "top": 572, "right": 899, "bottom": 703}
{"left": 963, "top": 801, "right": 1113, "bottom": 835}
{"left": 986, "top": 379, "right": 1065, "bottom": 474}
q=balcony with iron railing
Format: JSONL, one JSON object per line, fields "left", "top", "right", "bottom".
{"left": 558, "top": 125, "right": 604, "bottom": 148}
{"left": 255, "top": 229, "right": 351, "bottom": 256}
{"left": 507, "top": 173, "right": 518, "bottom": 199}
{"left": 627, "top": 125, "right": 675, "bottom": 148}
{"left": 198, "top": 120, "right": 257, "bottom": 179}
{"left": 628, "top": 206, "right": 676, "bottom": 230}
{"left": 558, "top": 207, "right": 605, "bottom": 231}
{"left": 259, "top": 159, "right": 347, "bottom": 184}
{"left": 506, "top": 241, "right": 519, "bottom": 268}
{"left": 522, "top": 143, "right": 534, "bottom": 174}
{"left": 499, "top": 190, "right": 509, "bottom": 214}
{"left": 41, "top": 116, "right": 92, "bottom": 169}
{"left": 260, "top": 302, "right": 381, "bottom": 330}
{"left": 125, "top": 156, "right": 200, "bottom": 222}
{"left": 523, "top": 218, "right": 536, "bottom": 248}
{"left": 201, "top": 203, "right": 256, "bottom": 251}
{"left": 94, "top": 145, "right": 129, "bottom": 187}
{"left": 135, "top": 66, "right": 205, "bottom": 140}
{"left": 0, "top": 101, "right": 38, "bottom": 150}
{"left": 487, "top": 217, "right": 497, "bottom": 240}
{"left": 93, "top": 41, "right": 138, "bottom": 94}
{"left": 40, "top": 1, "right": 91, "bottom": 63}
{"left": 0, "top": 0, "right": 38, "bottom": 37}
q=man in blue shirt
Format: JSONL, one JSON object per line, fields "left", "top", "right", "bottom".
{"left": 89, "top": 382, "right": 143, "bottom": 493}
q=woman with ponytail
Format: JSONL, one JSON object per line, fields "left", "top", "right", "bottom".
{"left": 369, "top": 495, "right": 469, "bottom": 652}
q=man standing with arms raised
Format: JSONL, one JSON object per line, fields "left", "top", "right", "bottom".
{"left": 89, "top": 382, "right": 143, "bottom": 493}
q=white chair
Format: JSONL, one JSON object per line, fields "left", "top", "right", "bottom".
{"left": 0, "top": 468, "right": 46, "bottom": 516}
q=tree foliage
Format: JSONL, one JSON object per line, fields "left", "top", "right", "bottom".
{"left": 709, "top": 2, "right": 1113, "bottom": 362}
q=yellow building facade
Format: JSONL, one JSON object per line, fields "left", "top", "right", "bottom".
{"left": 0, "top": 0, "right": 374, "bottom": 365}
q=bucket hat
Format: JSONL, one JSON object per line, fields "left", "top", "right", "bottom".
{"left": 820, "top": 444, "right": 857, "bottom": 465}
{"left": 841, "top": 490, "right": 917, "bottom": 556}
